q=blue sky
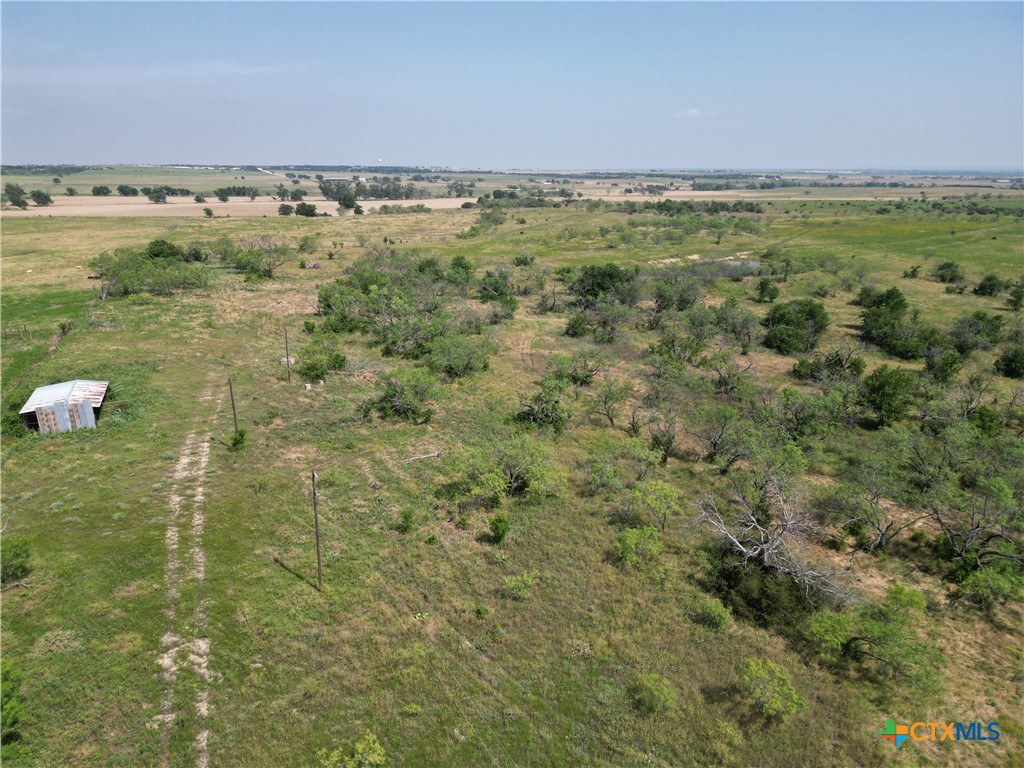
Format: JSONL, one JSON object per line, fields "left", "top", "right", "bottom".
{"left": 3, "top": 2, "right": 1022, "bottom": 170}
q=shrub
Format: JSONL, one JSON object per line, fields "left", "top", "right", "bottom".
{"left": 365, "top": 368, "right": 440, "bottom": 422}
{"left": 1, "top": 659, "right": 25, "bottom": 746}
{"left": 736, "top": 658, "right": 806, "bottom": 722}
{"left": 860, "top": 365, "right": 916, "bottom": 426}
{"left": 92, "top": 185, "right": 112, "bottom": 196}
{"left": 614, "top": 526, "right": 662, "bottom": 568}
{"left": 762, "top": 300, "right": 829, "bottom": 355}
{"left": 1007, "top": 279, "right": 1024, "bottom": 312}
{"left": 564, "top": 311, "right": 592, "bottom": 338}
{"left": 203, "top": 207, "right": 213, "bottom": 218}
{"left": 30, "top": 190, "right": 53, "bottom": 206}
{"left": 994, "top": 345, "right": 1024, "bottom": 379}
{"left": 756, "top": 277, "right": 780, "bottom": 303}
{"left": 951, "top": 311, "right": 1004, "bottom": 354}
{"left": 297, "top": 345, "right": 329, "bottom": 382}
{"left": 278, "top": 204, "right": 294, "bottom": 216}
{"left": 446, "top": 434, "right": 561, "bottom": 508}
{"left": 317, "top": 731, "right": 386, "bottom": 768}
{"left": 89, "top": 248, "right": 210, "bottom": 297}
{"left": 397, "top": 508, "right": 415, "bottom": 534}
{"left": 228, "top": 429, "right": 246, "bottom": 452}
{"left": 514, "top": 378, "right": 569, "bottom": 434}
{"left": 295, "top": 202, "right": 317, "bottom": 217}
{"left": 630, "top": 673, "right": 678, "bottom": 715}
{"left": 690, "top": 596, "right": 733, "bottom": 631}
{"left": 489, "top": 513, "right": 510, "bottom": 544}
{"left": 425, "top": 334, "right": 496, "bottom": 378}
{"left": 1, "top": 537, "right": 31, "bottom": 584}
{"left": 931, "top": 261, "right": 965, "bottom": 283}
{"left": 924, "top": 348, "right": 963, "bottom": 384}
{"left": 974, "top": 273, "right": 1009, "bottom": 297}
{"left": 503, "top": 572, "right": 538, "bottom": 600}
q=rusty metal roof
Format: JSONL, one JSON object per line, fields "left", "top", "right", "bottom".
{"left": 19, "top": 380, "right": 109, "bottom": 415}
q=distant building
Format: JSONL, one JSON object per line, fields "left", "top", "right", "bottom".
{"left": 19, "top": 380, "right": 109, "bottom": 433}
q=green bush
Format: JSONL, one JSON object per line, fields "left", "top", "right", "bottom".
{"left": 690, "top": 595, "right": 733, "bottom": 631}
{"left": 228, "top": 429, "right": 246, "bottom": 452}
{"left": 974, "top": 273, "right": 1009, "bottom": 297}
{"left": 564, "top": 311, "right": 592, "bottom": 338}
{"left": 860, "top": 365, "right": 916, "bottom": 426}
{"left": 994, "top": 345, "right": 1024, "bottom": 379}
{"left": 317, "top": 731, "right": 386, "bottom": 768}
{"left": 630, "top": 673, "right": 678, "bottom": 715}
{"left": 1, "top": 659, "right": 24, "bottom": 747}
{"left": 89, "top": 248, "right": 210, "bottom": 297}
{"left": 736, "top": 658, "right": 806, "bottom": 722}
{"left": 1, "top": 537, "right": 30, "bottom": 584}
{"left": 365, "top": 368, "right": 440, "bottom": 422}
{"left": 489, "top": 513, "right": 510, "bottom": 544}
{"left": 425, "top": 334, "right": 496, "bottom": 378}
{"left": 756, "top": 277, "right": 780, "bottom": 303}
{"left": 614, "top": 526, "right": 662, "bottom": 568}
{"left": 762, "top": 300, "right": 829, "bottom": 355}
{"left": 397, "top": 508, "right": 415, "bottom": 534}
{"left": 503, "top": 571, "right": 538, "bottom": 600}
{"left": 931, "top": 260, "right": 965, "bottom": 284}
{"left": 297, "top": 344, "right": 329, "bottom": 382}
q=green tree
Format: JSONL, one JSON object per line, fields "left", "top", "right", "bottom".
{"left": 295, "top": 202, "right": 317, "bottom": 217}
{"left": 278, "top": 203, "right": 294, "bottom": 217}
{"left": 810, "top": 586, "right": 939, "bottom": 690}
{"left": 931, "top": 260, "right": 965, "bottom": 283}
{"left": 974, "top": 273, "right": 1009, "bottom": 297}
{"left": 4, "top": 183, "right": 28, "bottom": 208}
{"left": 30, "top": 190, "right": 53, "bottom": 206}
{"left": 736, "top": 658, "right": 806, "bottom": 722}
{"left": 614, "top": 526, "right": 663, "bottom": 568}
{"left": 117, "top": 184, "right": 139, "bottom": 196}
{"left": 629, "top": 480, "right": 681, "bottom": 531}
{"left": 756, "top": 277, "right": 780, "bottom": 303}
{"left": 762, "top": 299, "right": 829, "bottom": 355}
{"left": 446, "top": 433, "right": 560, "bottom": 509}
{"left": 860, "top": 365, "right": 916, "bottom": 426}
{"left": 92, "top": 185, "right": 112, "bottom": 196}
{"left": 995, "top": 345, "right": 1024, "bottom": 379}
{"left": 514, "top": 377, "right": 569, "bottom": 434}
{"left": 1006, "top": 279, "right": 1024, "bottom": 312}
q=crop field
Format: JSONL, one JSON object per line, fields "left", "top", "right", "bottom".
{"left": 1, "top": 180, "right": 1023, "bottom": 768}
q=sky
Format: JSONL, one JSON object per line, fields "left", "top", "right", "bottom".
{"left": 2, "top": 2, "right": 1022, "bottom": 170}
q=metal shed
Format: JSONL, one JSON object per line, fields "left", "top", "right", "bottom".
{"left": 19, "top": 380, "right": 109, "bottom": 434}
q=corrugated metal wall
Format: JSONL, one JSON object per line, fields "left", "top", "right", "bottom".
{"left": 35, "top": 401, "right": 94, "bottom": 434}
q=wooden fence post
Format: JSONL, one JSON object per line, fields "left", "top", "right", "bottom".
{"left": 285, "top": 329, "right": 292, "bottom": 384}
{"left": 228, "top": 378, "right": 238, "bottom": 434}
{"left": 312, "top": 468, "right": 323, "bottom": 592}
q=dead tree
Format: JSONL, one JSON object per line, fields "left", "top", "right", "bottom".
{"left": 696, "top": 472, "right": 849, "bottom": 603}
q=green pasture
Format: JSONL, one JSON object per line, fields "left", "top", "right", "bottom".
{"left": 1, "top": 193, "right": 1022, "bottom": 767}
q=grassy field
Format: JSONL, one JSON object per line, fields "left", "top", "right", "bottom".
{"left": 2, "top": 189, "right": 1023, "bottom": 767}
